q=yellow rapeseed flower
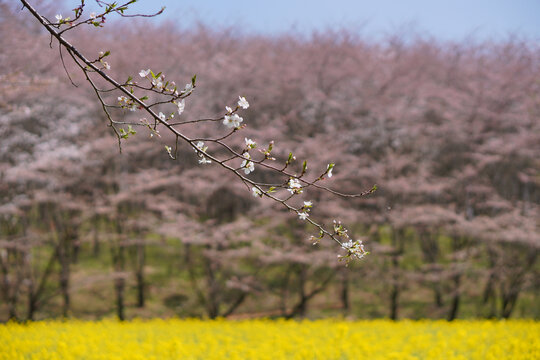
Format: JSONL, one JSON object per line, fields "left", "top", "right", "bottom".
{"left": 0, "top": 318, "right": 538, "bottom": 359}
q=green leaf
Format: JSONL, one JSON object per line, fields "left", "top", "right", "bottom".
{"left": 287, "top": 152, "right": 293, "bottom": 163}
{"left": 191, "top": 74, "right": 197, "bottom": 86}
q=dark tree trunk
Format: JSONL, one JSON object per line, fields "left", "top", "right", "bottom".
{"left": 482, "top": 247, "right": 498, "bottom": 318}
{"left": 279, "top": 266, "right": 292, "bottom": 317}
{"left": 447, "top": 273, "right": 461, "bottom": 321}
{"left": 72, "top": 241, "right": 80, "bottom": 264}
{"left": 223, "top": 292, "right": 247, "bottom": 318}
{"left": 135, "top": 243, "right": 145, "bottom": 308}
{"left": 0, "top": 250, "right": 18, "bottom": 321}
{"left": 340, "top": 268, "right": 350, "bottom": 315}
{"left": 389, "top": 228, "right": 404, "bottom": 321}
{"left": 296, "top": 266, "right": 308, "bottom": 318}
{"left": 286, "top": 269, "right": 334, "bottom": 319}
{"left": 500, "top": 248, "right": 536, "bottom": 319}
{"left": 26, "top": 248, "right": 57, "bottom": 321}
{"left": 115, "top": 276, "right": 125, "bottom": 321}
{"left": 205, "top": 261, "right": 219, "bottom": 319}
{"left": 112, "top": 232, "right": 126, "bottom": 321}
{"left": 7, "top": 290, "right": 18, "bottom": 321}
{"left": 390, "top": 256, "right": 400, "bottom": 321}
{"left": 27, "top": 293, "right": 37, "bottom": 321}
{"left": 433, "top": 284, "right": 443, "bottom": 308}
{"left": 58, "top": 240, "right": 71, "bottom": 318}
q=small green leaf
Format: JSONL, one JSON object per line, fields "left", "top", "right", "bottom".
{"left": 191, "top": 74, "right": 197, "bottom": 86}
{"left": 287, "top": 152, "right": 293, "bottom": 162}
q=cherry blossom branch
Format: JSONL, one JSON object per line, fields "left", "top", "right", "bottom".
{"left": 20, "top": 0, "right": 373, "bottom": 263}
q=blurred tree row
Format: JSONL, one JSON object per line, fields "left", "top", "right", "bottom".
{"left": 0, "top": 1, "right": 538, "bottom": 321}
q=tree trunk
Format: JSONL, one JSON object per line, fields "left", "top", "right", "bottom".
{"left": 205, "top": 261, "right": 219, "bottom": 319}
{"left": 447, "top": 273, "right": 461, "bottom": 321}
{"left": 390, "top": 257, "right": 399, "bottom": 321}
{"left": 0, "top": 249, "right": 18, "bottom": 321}
{"left": 296, "top": 266, "right": 308, "bottom": 318}
{"left": 58, "top": 240, "right": 71, "bottom": 318}
{"left": 115, "top": 276, "right": 125, "bottom": 321}
{"left": 26, "top": 248, "right": 57, "bottom": 321}
{"left": 433, "top": 284, "right": 443, "bottom": 308}
{"left": 223, "top": 292, "right": 247, "bottom": 318}
{"left": 112, "top": 235, "right": 126, "bottom": 321}
{"left": 27, "top": 292, "right": 37, "bottom": 321}
{"left": 340, "top": 268, "right": 350, "bottom": 315}
{"left": 279, "top": 266, "right": 292, "bottom": 317}
{"left": 286, "top": 269, "right": 334, "bottom": 319}
{"left": 389, "top": 228, "right": 403, "bottom": 321}
{"left": 135, "top": 243, "right": 145, "bottom": 308}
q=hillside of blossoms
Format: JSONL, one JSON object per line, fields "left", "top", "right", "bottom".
{"left": 0, "top": 1, "right": 538, "bottom": 323}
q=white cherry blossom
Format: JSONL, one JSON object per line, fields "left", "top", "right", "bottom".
{"left": 223, "top": 114, "right": 243, "bottom": 128}
{"left": 245, "top": 138, "right": 256, "bottom": 149}
{"left": 139, "top": 69, "right": 151, "bottom": 78}
{"left": 287, "top": 178, "right": 302, "bottom": 194}
{"left": 251, "top": 187, "right": 262, "bottom": 197}
{"left": 241, "top": 153, "right": 254, "bottom": 174}
{"left": 340, "top": 240, "right": 367, "bottom": 260}
{"left": 176, "top": 99, "right": 185, "bottom": 115}
{"left": 183, "top": 83, "right": 193, "bottom": 94}
{"left": 238, "top": 96, "right": 249, "bottom": 109}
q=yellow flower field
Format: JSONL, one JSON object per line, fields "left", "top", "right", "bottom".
{"left": 1, "top": 318, "right": 538, "bottom": 359}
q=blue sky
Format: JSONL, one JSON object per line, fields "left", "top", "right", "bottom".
{"left": 80, "top": 0, "right": 539, "bottom": 42}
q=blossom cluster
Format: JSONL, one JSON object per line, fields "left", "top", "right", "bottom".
{"left": 194, "top": 141, "right": 211, "bottom": 165}
{"left": 340, "top": 239, "right": 368, "bottom": 260}
{"left": 287, "top": 178, "right": 302, "bottom": 194}
{"left": 117, "top": 96, "right": 137, "bottom": 112}
{"left": 297, "top": 200, "right": 312, "bottom": 220}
